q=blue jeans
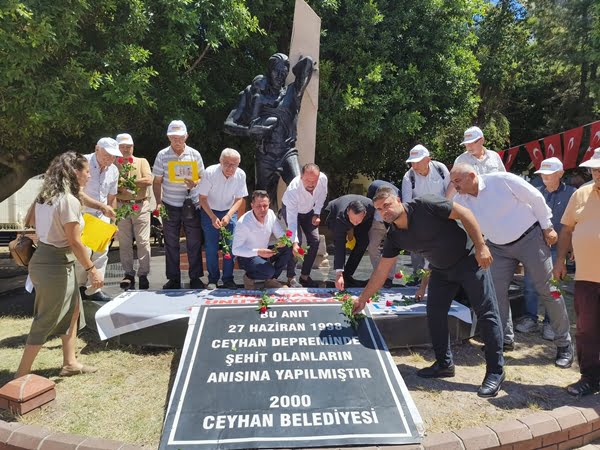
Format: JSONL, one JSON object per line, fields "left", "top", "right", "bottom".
{"left": 522, "top": 247, "right": 557, "bottom": 323}
{"left": 200, "top": 209, "right": 237, "bottom": 283}
{"left": 237, "top": 247, "right": 293, "bottom": 280}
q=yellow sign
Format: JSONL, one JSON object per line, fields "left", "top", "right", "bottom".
{"left": 81, "top": 213, "right": 117, "bottom": 252}
{"left": 167, "top": 161, "right": 200, "bottom": 183}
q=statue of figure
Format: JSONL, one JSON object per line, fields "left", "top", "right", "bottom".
{"left": 224, "top": 53, "right": 314, "bottom": 208}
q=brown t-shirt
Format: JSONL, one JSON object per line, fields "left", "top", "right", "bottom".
{"left": 115, "top": 156, "right": 152, "bottom": 201}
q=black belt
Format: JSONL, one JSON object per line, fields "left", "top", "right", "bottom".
{"left": 499, "top": 222, "right": 539, "bottom": 246}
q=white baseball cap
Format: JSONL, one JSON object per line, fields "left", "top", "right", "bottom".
{"left": 461, "top": 126, "right": 484, "bottom": 145}
{"left": 535, "top": 157, "right": 563, "bottom": 174}
{"left": 406, "top": 144, "right": 430, "bottom": 163}
{"left": 167, "top": 120, "right": 187, "bottom": 136}
{"left": 580, "top": 148, "right": 600, "bottom": 168}
{"left": 96, "top": 137, "right": 122, "bottom": 157}
{"left": 116, "top": 133, "right": 134, "bottom": 146}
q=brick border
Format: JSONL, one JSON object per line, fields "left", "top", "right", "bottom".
{"left": 1, "top": 403, "right": 599, "bottom": 449}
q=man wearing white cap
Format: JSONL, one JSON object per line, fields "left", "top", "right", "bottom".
{"left": 516, "top": 157, "right": 575, "bottom": 338}
{"left": 152, "top": 120, "right": 205, "bottom": 289}
{"left": 554, "top": 148, "right": 600, "bottom": 396}
{"left": 76, "top": 137, "right": 121, "bottom": 302}
{"left": 451, "top": 164, "right": 573, "bottom": 369}
{"left": 115, "top": 133, "right": 153, "bottom": 290}
{"left": 454, "top": 126, "right": 506, "bottom": 175}
{"left": 401, "top": 144, "right": 451, "bottom": 287}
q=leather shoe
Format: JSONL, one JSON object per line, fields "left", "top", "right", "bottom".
{"left": 120, "top": 274, "right": 135, "bottom": 290}
{"left": 299, "top": 276, "right": 318, "bottom": 288}
{"left": 477, "top": 371, "right": 505, "bottom": 398}
{"left": 79, "top": 287, "right": 89, "bottom": 300}
{"left": 189, "top": 278, "right": 205, "bottom": 289}
{"left": 163, "top": 279, "right": 181, "bottom": 289}
{"left": 138, "top": 276, "right": 149, "bottom": 290}
{"left": 555, "top": 344, "right": 574, "bottom": 369}
{"left": 417, "top": 361, "right": 455, "bottom": 379}
{"left": 222, "top": 279, "right": 238, "bottom": 290}
{"left": 344, "top": 275, "right": 368, "bottom": 288}
{"left": 87, "top": 291, "right": 112, "bottom": 302}
{"left": 566, "top": 378, "right": 600, "bottom": 397}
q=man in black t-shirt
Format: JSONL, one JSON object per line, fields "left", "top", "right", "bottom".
{"left": 353, "top": 187, "right": 505, "bottom": 398}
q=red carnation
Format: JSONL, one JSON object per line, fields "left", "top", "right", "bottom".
{"left": 224, "top": 253, "right": 232, "bottom": 260}
{"left": 260, "top": 306, "right": 267, "bottom": 313}
{"left": 286, "top": 230, "right": 293, "bottom": 237}
{"left": 367, "top": 298, "right": 371, "bottom": 303}
{"left": 132, "top": 204, "right": 140, "bottom": 211}
{"left": 128, "top": 156, "right": 134, "bottom": 163}
{"left": 298, "top": 247, "right": 305, "bottom": 255}
{"left": 117, "top": 157, "right": 124, "bottom": 164}
{"left": 386, "top": 300, "right": 393, "bottom": 307}
{"left": 152, "top": 209, "right": 160, "bottom": 217}
{"left": 394, "top": 272, "right": 403, "bottom": 279}
{"left": 550, "top": 290, "right": 561, "bottom": 299}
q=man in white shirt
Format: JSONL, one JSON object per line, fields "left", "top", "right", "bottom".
{"left": 281, "top": 163, "right": 327, "bottom": 288}
{"left": 451, "top": 164, "right": 573, "bottom": 369}
{"left": 233, "top": 190, "right": 294, "bottom": 289}
{"left": 152, "top": 120, "right": 205, "bottom": 290}
{"left": 401, "top": 144, "right": 451, "bottom": 284}
{"left": 454, "top": 126, "right": 506, "bottom": 175}
{"left": 198, "top": 148, "right": 248, "bottom": 290}
{"left": 76, "top": 137, "right": 121, "bottom": 302}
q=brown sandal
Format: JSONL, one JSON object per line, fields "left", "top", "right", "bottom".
{"left": 59, "top": 365, "right": 98, "bottom": 377}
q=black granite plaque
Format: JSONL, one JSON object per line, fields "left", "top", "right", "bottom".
{"left": 160, "top": 303, "right": 422, "bottom": 449}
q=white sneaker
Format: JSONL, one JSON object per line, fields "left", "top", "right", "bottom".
{"left": 207, "top": 283, "right": 217, "bottom": 290}
{"left": 515, "top": 317, "right": 538, "bottom": 333}
{"left": 542, "top": 323, "right": 555, "bottom": 341}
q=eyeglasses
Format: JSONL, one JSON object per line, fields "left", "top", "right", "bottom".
{"left": 222, "top": 162, "right": 239, "bottom": 169}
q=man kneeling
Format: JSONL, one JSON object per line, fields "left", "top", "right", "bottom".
{"left": 353, "top": 187, "right": 505, "bottom": 398}
{"left": 232, "top": 190, "right": 295, "bottom": 289}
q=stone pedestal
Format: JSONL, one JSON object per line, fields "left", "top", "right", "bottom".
{"left": 0, "top": 374, "right": 55, "bottom": 415}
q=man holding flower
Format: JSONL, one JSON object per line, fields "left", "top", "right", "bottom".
{"left": 197, "top": 148, "right": 248, "bottom": 290}
{"left": 115, "top": 133, "right": 153, "bottom": 290}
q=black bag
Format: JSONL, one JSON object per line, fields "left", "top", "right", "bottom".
{"left": 182, "top": 190, "right": 196, "bottom": 221}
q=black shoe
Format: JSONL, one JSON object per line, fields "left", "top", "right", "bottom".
{"left": 299, "top": 276, "right": 318, "bottom": 288}
{"left": 120, "top": 274, "right": 135, "bottom": 290}
{"left": 383, "top": 278, "right": 393, "bottom": 289}
{"left": 344, "top": 275, "right": 368, "bottom": 288}
{"left": 555, "top": 344, "right": 574, "bottom": 369}
{"left": 417, "top": 362, "right": 455, "bottom": 379}
{"left": 477, "top": 371, "right": 505, "bottom": 398}
{"left": 138, "top": 276, "right": 149, "bottom": 290}
{"left": 87, "top": 291, "right": 112, "bottom": 302}
{"left": 79, "top": 286, "right": 89, "bottom": 300}
{"left": 222, "top": 279, "right": 238, "bottom": 290}
{"left": 189, "top": 278, "right": 205, "bottom": 289}
{"left": 566, "top": 378, "right": 600, "bottom": 397}
{"left": 163, "top": 279, "right": 181, "bottom": 289}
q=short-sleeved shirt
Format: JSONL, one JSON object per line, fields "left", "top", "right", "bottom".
{"left": 83, "top": 153, "right": 119, "bottom": 218}
{"left": 382, "top": 195, "right": 473, "bottom": 270}
{"left": 538, "top": 182, "right": 576, "bottom": 235}
{"left": 115, "top": 156, "right": 152, "bottom": 201}
{"left": 36, "top": 193, "right": 83, "bottom": 248}
{"left": 454, "top": 149, "right": 506, "bottom": 175}
{"left": 401, "top": 162, "right": 450, "bottom": 202}
{"left": 152, "top": 145, "right": 204, "bottom": 207}
{"left": 560, "top": 183, "right": 600, "bottom": 283}
{"left": 196, "top": 164, "right": 248, "bottom": 211}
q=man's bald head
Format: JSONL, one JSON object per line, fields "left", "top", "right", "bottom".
{"left": 450, "top": 163, "right": 479, "bottom": 196}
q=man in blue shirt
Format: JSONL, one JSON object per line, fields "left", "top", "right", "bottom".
{"left": 515, "top": 158, "right": 576, "bottom": 339}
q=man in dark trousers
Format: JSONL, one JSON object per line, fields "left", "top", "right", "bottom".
{"left": 353, "top": 187, "right": 505, "bottom": 398}
{"left": 324, "top": 194, "right": 374, "bottom": 290}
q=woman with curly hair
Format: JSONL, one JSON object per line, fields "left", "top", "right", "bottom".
{"left": 16, "top": 152, "right": 103, "bottom": 378}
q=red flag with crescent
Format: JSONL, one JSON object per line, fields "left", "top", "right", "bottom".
{"left": 504, "top": 146, "right": 520, "bottom": 171}
{"left": 543, "top": 134, "right": 562, "bottom": 161}
{"left": 497, "top": 150, "right": 506, "bottom": 161}
{"left": 562, "top": 126, "right": 583, "bottom": 169}
{"left": 581, "top": 120, "right": 600, "bottom": 163}
{"left": 524, "top": 141, "right": 544, "bottom": 169}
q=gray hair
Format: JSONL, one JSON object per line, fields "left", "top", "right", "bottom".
{"left": 373, "top": 186, "right": 400, "bottom": 204}
{"left": 450, "top": 163, "right": 477, "bottom": 176}
{"left": 220, "top": 148, "right": 241, "bottom": 162}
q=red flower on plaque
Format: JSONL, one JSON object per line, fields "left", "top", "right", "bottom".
{"left": 386, "top": 300, "right": 393, "bottom": 307}
{"left": 224, "top": 253, "right": 232, "bottom": 260}
{"left": 367, "top": 298, "right": 371, "bottom": 303}
{"left": 550, "top": 291, "right": 561, "bottom": 299}
{"left": 394, "top": 271, "right": 404, "bottom": 280}
{"left": 260, "top": 306, "right": 267, "bottom": 313}
{"left": 117, "top": 157, "right": 124, "bottom": 164}
{"left": 132, "top": 204, "right": 140, "bottom": 212}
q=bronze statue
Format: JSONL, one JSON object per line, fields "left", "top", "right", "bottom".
{"left": 224, "top": 53, "right": 314, "bottom": 208}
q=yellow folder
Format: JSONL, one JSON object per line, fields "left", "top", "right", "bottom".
{"left": 81, "top": 213, "right": 117, "bottom": 252}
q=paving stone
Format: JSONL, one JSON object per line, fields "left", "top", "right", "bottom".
{"left": 422, "top": 432, "right": 464, "bottom": 450}
{"left": 38, "top": 432, "right": 87, "bottom": 450}
{"left": 518, "top": 412, "right": 561, "bottom": 438}
{"left": 455, "top": 426, "right": 499, "bottom": 449}
{"left": 548, "top": 406, "right": 587, "bottom": 430}
{"left": 6, "top": 424, "right": 52, "bottom": 450}
{"left": 489, "top": 419, "right": 532, "bottom": 445}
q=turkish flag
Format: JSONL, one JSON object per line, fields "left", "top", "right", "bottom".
{"left": 581, "top": 120, "right": 600, "bottom": 163}
{"left": 504, "top": 146, "right": 520, "bottom": 171}
{"left": 543, "top": 134, "right": 562, "bottom": 160}
{"left": 562, "top": 126, "right": 583, "bottom": 169}
{"left": 497, "top": 150, "right": 505, "bottom": 161}
{"left": 524, "top": 141, "right": 544, "bottom": 169}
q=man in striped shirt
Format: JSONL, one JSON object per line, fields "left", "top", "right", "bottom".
{"left": 152, "top": 120, "right": 205, "bottom": 289}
